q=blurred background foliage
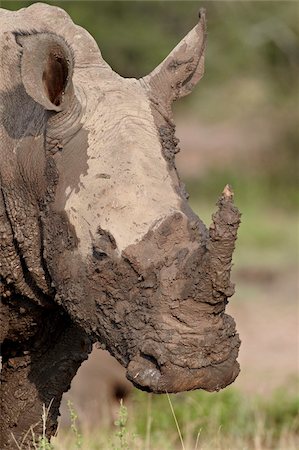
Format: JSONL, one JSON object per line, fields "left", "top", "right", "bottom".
{"left": 1, "top": 1, "right": 298, "bottom": 448}
{"left": 3, "top": 0, "right": 298, "bottom": 84}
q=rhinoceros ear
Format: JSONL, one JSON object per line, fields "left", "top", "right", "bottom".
{"left": 143, "top": 8, "right": 206, "bottom": 107}
{"left": 15, "top": 32, "right": 74, "bottom": 112}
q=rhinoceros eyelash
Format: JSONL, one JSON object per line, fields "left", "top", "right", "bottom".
{"left": 13, "top": 28, "right": 42, "bottom": 37}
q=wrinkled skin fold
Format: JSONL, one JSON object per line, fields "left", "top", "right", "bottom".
{"left": 0, "top": 4, "right": 241, "bottom": 448}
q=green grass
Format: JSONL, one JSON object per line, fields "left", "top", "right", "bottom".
{"left": 51, "top": 381, "right": 299, "bottom": 450}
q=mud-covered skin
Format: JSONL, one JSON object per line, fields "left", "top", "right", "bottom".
{"left": 0, "top": 295, "right": 91, "bottom": 448}
{"left": 44, "top": 188, "right": 240, "bottom": 395}
{"left": 0, "top": 4, "right": 241, "bottom": 448}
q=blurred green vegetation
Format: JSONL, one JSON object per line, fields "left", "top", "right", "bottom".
{"left": 52, "top": 380, "right": 299, "bottom": 449}
{"left": 131, "top": 380, "right": 299, "bottom": 448}
{"left": 2, "top": 1, "right": 298, "bottom": 85}
{"left": 188, "top": 183, "right": 298, "bottom": 273}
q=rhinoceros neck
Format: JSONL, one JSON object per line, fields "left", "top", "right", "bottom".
{"left": 0, "top": 178, "right": 54, "bottom": 304}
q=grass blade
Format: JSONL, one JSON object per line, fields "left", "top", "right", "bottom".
{"left": 166, "top": 392, "right": 185, "bottom": 450}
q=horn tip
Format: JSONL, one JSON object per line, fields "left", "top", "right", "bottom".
{"left": 198, "top": 8, "right": 206, "bottom": 20}
{"left": 222, "top": 184, "right": 234, "bottom": 199}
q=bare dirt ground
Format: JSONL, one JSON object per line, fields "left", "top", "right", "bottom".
{"left": 230, "top": 267, "right": 298, "bottom": 395}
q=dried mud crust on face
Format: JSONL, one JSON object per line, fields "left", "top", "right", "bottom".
{"left": 49, "top": 187, "right": 240, "bottom": 395}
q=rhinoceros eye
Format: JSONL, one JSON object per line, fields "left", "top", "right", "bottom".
{"left": 92, "top": 245, "right": 107, "bottom": 261}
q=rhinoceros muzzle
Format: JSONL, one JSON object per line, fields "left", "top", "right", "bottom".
{"left": 125, "top": 303, "right": 240, "bottom": 394}
{"left": 87, "top": 189, "right": 241, "bottom": 393}
{"left": 127, "top": 348, "right": 240, "bottom": 393}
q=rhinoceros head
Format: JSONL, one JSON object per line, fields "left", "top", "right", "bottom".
{"left": 0, "top": 4, "right": 240, "bottom": 393}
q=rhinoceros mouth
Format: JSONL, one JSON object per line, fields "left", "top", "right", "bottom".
{"left": 126, "top": 342, "right": 240, "bottom": 394}
{"left": 126, "top": 354, "right": 162, "bottom": 392}
{"left": 126, "top": 353, "right": 162, "bottom": 392}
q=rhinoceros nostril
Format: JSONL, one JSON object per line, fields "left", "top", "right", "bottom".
{"left": 96, "top": 228, "right": 117, "bottom": 249}
{"left": 93, "top": 228, "right": 117, "bottom": 259}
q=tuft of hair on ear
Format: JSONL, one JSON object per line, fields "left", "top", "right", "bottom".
{"left": 14, "top": 30, "right": 75, "bottom": 112}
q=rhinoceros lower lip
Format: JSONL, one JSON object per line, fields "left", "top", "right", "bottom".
{"left": 126, "top": 354, "right": 162, "bottom": 392}
{"left": 126, "top": 350, "right": 240, "bottom": 394}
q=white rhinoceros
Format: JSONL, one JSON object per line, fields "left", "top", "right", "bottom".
{"left": 0, "top": 3, "right": 241, "bottom": 448}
